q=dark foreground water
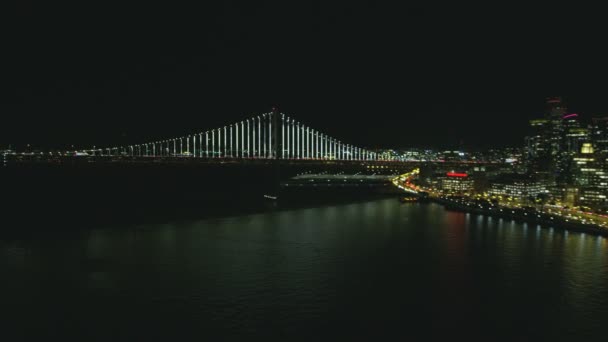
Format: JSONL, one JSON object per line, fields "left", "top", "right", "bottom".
{"left": 2, "top": 198, "right": 608, "bottom": 341}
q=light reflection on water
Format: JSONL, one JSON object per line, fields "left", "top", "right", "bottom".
{"left": 1, "top": 198, "right": 607, "bottom": 340}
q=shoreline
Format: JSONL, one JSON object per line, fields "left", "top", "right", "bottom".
{"left": 431, "top": 196, "right": 608, "bottom": 237}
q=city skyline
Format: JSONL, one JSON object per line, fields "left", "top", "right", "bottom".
{"left": 5, "top": 3, "right": 608, "bottom": 340}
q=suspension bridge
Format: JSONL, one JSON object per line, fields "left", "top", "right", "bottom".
{"left": 2, "top": 108, "right": 508, "bottom": 208}
{"left": 83, "top": 108, "right": 396, "bottom": 162}
{"left": 6, "top": 108, "right": 504, "bottom": 176}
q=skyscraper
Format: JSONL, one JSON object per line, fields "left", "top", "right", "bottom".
{"left": 525, "top": 97, "right": 566, "bottom": 181}
{"left": 591, "top": 116, "right": 608, "bottom": 155}
{"left": 573, "top": 116, "right": 608, "bottom": 211}
{"left": 525, "top": 99, "right": 608, "bottom": 210}
{"left": 524, "top": 97, "right": 590, "bottom": 185}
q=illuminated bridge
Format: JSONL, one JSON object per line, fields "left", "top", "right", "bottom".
{"left": 83, "top": 108, "right": 394, "bottom": 162}
{"left": 7, "top": 108, "right": 506, "bottom": 179}
{"left": 2, "top": 108, "right": 510, "bottom": 215}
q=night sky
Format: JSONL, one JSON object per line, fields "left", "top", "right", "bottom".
{"left": 6, "top": 2, "right": 608, "bottom": 150}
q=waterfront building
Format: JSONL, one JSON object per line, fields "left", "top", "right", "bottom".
{"left": 572, "top": 147, "right": 607, "bottom": 187}
{"left": 437, "top": 172, "right": 475, "bottom": 194}
{"left": 571, "top": 140, "right": 608, "bottom": 210}
{"left": 488, "top": 174, "right": 549, "bottom": 201}
{"left": 578, "top": 187, "right": 607, "bottom": 209}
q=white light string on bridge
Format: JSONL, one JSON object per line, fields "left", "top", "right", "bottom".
{"left": 85, "top": 111, "right": 404, "bottom": 161}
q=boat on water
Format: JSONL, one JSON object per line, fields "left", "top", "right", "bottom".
{"left": 399, "top": 196, "right": 419, "bottom": 203}
{"left": 263, "top": 194, "right": 278, "bottom": 200}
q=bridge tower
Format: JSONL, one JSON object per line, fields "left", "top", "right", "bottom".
{"left": 272, "top": 106, "right": 281, "bottom": 160}
{"left": 269, "top": 106, "right": 282, "bottom": 198}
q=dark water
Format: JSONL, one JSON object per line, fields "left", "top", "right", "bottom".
{"left": 2, "top": 198, "right": 608, "bottom": 341}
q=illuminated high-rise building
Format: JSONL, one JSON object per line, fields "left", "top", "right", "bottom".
{"left": 560, "top": 113, "right": 589, "bottom": 184}
{"left": 524, "top": 97, "right": 587, "bottom": 184}
{"left": 563, "top": 114, "right": 588, "bottom": 154}
{"left": 591, "top": 116, "right": 608, "bottom": 154}
{"left": 573, "top": 116, "right": 608, "bottom": 210}
{"left": 525, "top": 97, "right": 566, "bottom": 180}
{"left": 525, "top": 118, "right": 549, "bottom": 166}
{"left": 573, "top": 142, "right": 608, "bottom": 210}
{"left": 523, "top": 98, "right": 608, "bottom": 209}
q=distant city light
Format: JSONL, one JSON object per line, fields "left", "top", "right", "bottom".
{"left": 446, "top": 172, "right": 468, "bottom": 178}
{"left": 562, "top": 113, "right": 579, "bottom": 119}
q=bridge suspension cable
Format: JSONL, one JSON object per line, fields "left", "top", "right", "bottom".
{"left": 86, "top": 111, "right": 409, "bottom": 161}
